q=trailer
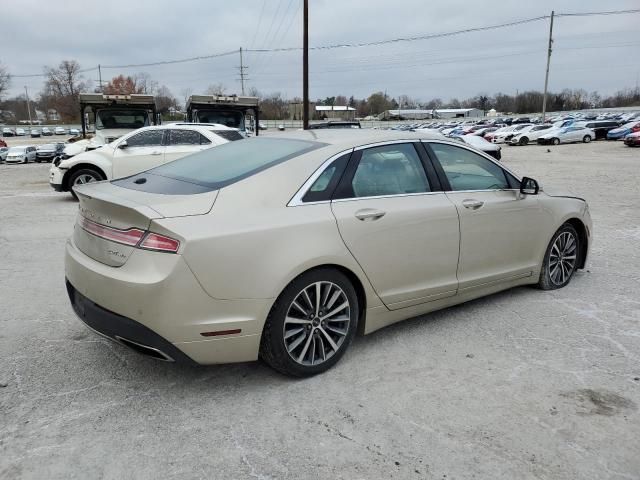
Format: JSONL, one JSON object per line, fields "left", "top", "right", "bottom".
{"left": 79, "top": 93, "right": 158, "bottom": 150}
{"left": 186, "top": 95, "right": 259, "bottom": 136}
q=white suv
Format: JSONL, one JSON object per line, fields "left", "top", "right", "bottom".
{"left": 49, "top": 123, "right": 243, "bottom": 197}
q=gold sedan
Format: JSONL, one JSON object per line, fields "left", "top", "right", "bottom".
{"left": 65, "top": 130, "right": 591, "bottom": 376}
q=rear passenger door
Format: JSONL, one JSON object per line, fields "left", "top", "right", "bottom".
{"left": 164, "top": 129, "right": 212, "bottom": 163}
{"left": 331, "top": 142, "right": 460, "bottom": 310}
{"left": 112, "top": 129, "right": 166, "bottom": 178}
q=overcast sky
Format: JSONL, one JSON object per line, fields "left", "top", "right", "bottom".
{"left": 3, "top": 0, "right": 639, "bottom": 103}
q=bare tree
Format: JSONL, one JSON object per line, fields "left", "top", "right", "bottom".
{"left": 43, "top": 60, "right": 89, "bottom": 120}
{"left": 205, "top": 83, "right": 227, "bottom": 95}
{"left": 180, "top": 87, "right": 193, "bottom": 109}
{"left": 134, "top": 72, "right": 158, "bottom": 94}
{"left": 0, "top": 64, "right": 10, "bottom": 100}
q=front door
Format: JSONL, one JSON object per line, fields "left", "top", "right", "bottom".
{"left": 112, "top": 129, "right": 166, "bottom": 179}
{"left": 331, "top": 142, "right": 460, "bottom": 310}
{"left": 427, "top": 142, "right": 547, "bottom": 291}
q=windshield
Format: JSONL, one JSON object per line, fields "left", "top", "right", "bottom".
{"left": 622, "top": 122, "right": 639, "bottom": 129}
{"left": 39, "top": 144, "right": 55, "bottom": 150}
{"left": 195, "top": 110, "right": 245, "bottom": 130}
{"left": 96, "top": 109, "right": 150, "bottom": 130}
{"left": 9, "top": 147, "right": 26, "bottom": 153}
{"left": 139, "top": 137, "right": 323, "bottom": 191}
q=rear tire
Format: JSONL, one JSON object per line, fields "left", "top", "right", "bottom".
{"left": 552, "top": 138, "right": 560, "bottom": 146}
{"left": 68, "top": 168, "right": 104, "bottom": 199}
{"left": 260, "top": 268, "right": 359, "bottom": 377}
{"left": 537, "top": 223, "right": 580, "bottom": 290}
{"left": 583, "top": 135, "right": 592, "bottom": 143}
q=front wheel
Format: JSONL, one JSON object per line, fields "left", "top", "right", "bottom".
{"left": 552, "top": 138, "right": 560, "bottom": 145}
{"left": 519, "top": 136, "right": 529, "bottom": 146}
{"left": 538, "top": 224, "right": 580, "bottom": 290}
{"left": 583, "top": 135, "right": 592, "bottom": 143}
{"left": 260, "top": 268, "right": 359, "bottom": 377}
{"left": 68, "top": 168, "right": 104, "bottom": 199}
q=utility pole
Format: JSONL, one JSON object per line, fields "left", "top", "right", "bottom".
{"left": 98, "top": 64, "right": 103, "bottom": 92}
{"left": 24, "top": 86, "right": 33, "bottom": 125}
{"left": 541, "top": 10, "right": 554, "bottom": 122}
{"left": 237, "top": 48, "right": 248, "bottom": 95}
{"left": 302, "top": 0, "right": 309, "bottom": 130}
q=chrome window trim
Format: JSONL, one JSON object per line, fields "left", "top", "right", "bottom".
{"left": 287, "top": 148, "right": 353, "bottom": 207}
{"left": 332, "top": 191, "right": 445, "bottom": 204}
{"left": 422, "top": 139, "right": 523, "bottom": 185}
{"left": 353, "top": 138, "right": 428, "bottom": 151}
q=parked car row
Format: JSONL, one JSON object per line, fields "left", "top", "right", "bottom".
{"left": 1, "top": 126, "right": 77, "bottom": 137}
{"left": 0, "top": 143, "right": 66, "bottom": 164}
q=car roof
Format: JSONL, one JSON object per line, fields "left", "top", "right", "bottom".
{"left": 269, "top": 128, "right": 446, "bottom": 150}
{"left": 155, "top": 123, "right": 235, "bottom": 131}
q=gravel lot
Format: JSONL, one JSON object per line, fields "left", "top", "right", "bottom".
{"left": 1, "top": 140, "right": 639, "bottom": 480}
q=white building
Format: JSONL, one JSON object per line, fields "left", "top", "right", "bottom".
{"left": 379, "top": 108, "right": 483, "bottom": 120}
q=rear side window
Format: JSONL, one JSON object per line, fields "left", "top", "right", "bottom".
{"left": 169, "top": 129, "right": 207, "bottom": 145}
{"left": 146, "top": 137, "right": 324, "bottom": 190}
{"left": 350, "top": 143, "right": 430, "bottom": 198}
{"left": 301, "top": 153, "right": 350, "bottom": 203}
{"left": 213, "top": 130, "right": 244, "bottom": 142}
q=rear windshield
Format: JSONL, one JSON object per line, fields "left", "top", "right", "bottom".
{"left": 115, "top": 137, "right": 324, "bottom": 194}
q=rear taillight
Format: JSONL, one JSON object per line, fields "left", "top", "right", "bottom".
{"left": 139, "top": 233, "right": 180, "bottom": 253}
{"left": 79, "top": 216, "right": 180, "bottom": 253}
{"left": 79, "top": 216, "right": 145, "bottom": 246}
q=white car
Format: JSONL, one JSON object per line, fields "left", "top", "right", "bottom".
{"left": 15, "top": 128, "right": 26, "bottom": 136}
{"left": 50, "top": 123, "right": 243, "bottom": 196}
{"left": 54, "top": 127, "right": 67, "bottom": 135}
{"left": 0, "top": 147, "right": 8, "bottom": 162}
{"left": 5, "top": 146, "right": 37, "bottom": 164}
{"left": 509, "top": 125, "right": 555, "bottom": 145}
{"left": 537, "top": 126, "right": 596, "bottom": 145}
{"left": 492, "top": 124, "right": 533, "bottom": 144}
{"left": 69, "top": 128, "right": 80, "bottom": 136}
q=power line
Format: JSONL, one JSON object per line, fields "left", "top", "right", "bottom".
{"left": 555, "top": 8, "right": 640, "bottom": 17}
{"left": 9, "top": 9, "right": 640, "bottom": 78}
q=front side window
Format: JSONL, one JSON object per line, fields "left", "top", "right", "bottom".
{"left": 126, "top": 130, "right": 164, "bottom": 147}
{"left": 351, "top": 143, "right": 430, "bottom": 198}
{"left": 430, "top": 143, "right": 509, "bottom": 191}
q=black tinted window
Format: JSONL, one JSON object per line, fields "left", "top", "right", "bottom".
{"left": 169, "top": 130, "right": 202, "bottom": 145}
{"left": 127, "top": 130, "right": 164, "bottom": 147}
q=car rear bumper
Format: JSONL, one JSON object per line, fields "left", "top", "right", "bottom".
{"left": 64, "top": 237, "right": 269, "bottom": 365}
{"left": 67, "top": 279, "right": 197, "bottom": 364}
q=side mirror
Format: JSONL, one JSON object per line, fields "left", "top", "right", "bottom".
{"left": 520, "top": 176, "right": 539, "bottom": 195}
{"left": 118, "top": 141, "right": 128, "bottom": 149}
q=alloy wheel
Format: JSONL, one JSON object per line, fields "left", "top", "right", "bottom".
{"left": 549, "top": 231, "right": 577, "bottom": 286}
{"left": 74, "top": 174, "right": 98, "bottom": 185}
{"left": 283, "top": 281, "right": 351, "bottom": 366}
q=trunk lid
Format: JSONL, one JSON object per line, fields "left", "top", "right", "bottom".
{"left": 73, "top": 182, "right": 217, "bottom": 267}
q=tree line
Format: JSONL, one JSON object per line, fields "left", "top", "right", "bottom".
{"left": 0, "top": 59, "right": 639, "bottom": 123}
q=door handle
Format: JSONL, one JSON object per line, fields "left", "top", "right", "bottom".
{"left": 150, "top": 151, "right": 162, "bottom": 156}
{"left": 355, "top": 208, "right": 386, "bottom": 221}
{"left": 462, "top": 199, "right": 484, "bottom": 210}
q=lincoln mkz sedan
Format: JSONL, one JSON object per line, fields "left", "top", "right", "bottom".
{"left": 65, "top": 130, "right": 592, "bottom": 376}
